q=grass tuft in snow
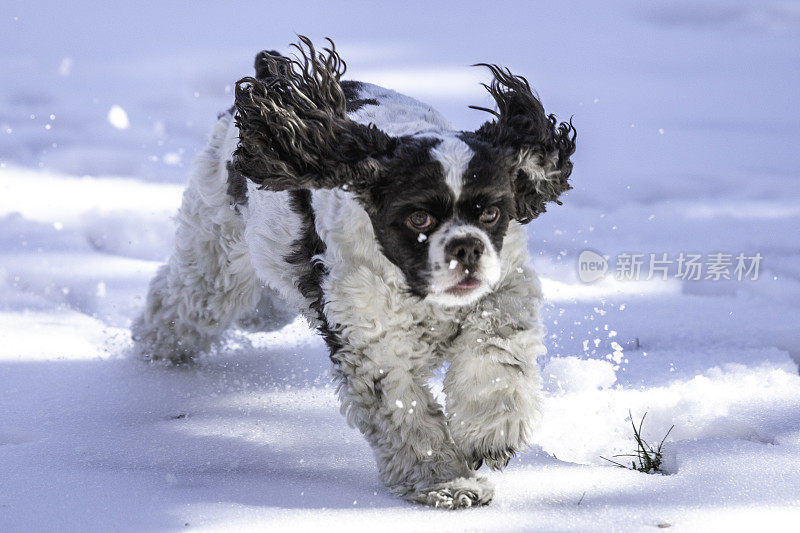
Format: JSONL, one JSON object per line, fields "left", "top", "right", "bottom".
{"left": 601, "top": 410, "right": 674, "bottom": 474}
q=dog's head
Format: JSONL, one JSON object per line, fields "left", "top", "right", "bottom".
{"left": 234, "top": 38, "right": 576, "bottom": 307}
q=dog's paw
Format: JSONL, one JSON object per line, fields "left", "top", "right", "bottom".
{"left": 450, "top": 413, "right": 532, "bottom": 471}
{"left": 466, "top": 446, "right": 516, "bottom": 471}
{"left": 409, "top": 476, "right": 494, "bottom": 509}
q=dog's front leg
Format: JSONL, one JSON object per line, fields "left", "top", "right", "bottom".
{"left": 444, "top": 271, "right": 545, "bottom": 470}
{"left": 333, "top": 344, "right": 494, "bottom": 509}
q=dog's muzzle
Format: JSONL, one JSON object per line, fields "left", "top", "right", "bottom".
{"left": 445, "top": 236, "right": 485, "bottom": 273}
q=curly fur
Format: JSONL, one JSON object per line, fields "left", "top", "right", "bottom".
{"left": 233, "top": 37, "right": 397, "bottom": 195}
{"left": 472, "top": 64, "right": 576, "bottom": 223}
{"left": 133, "top": 36, "right": 576, "bottom": 509}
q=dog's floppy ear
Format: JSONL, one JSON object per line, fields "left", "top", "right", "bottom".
{"left": 471, "top": 64, "right": 576, "bottom": 223}
{"left": 253, "top": 50, "right": 288, "bottom": 79}
{"left": 233, "top": 36, "right": 397, "bottom": 192}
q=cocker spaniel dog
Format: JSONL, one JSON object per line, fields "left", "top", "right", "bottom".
{"left": 133, "top": 36, "right": 575, "bottom": 509}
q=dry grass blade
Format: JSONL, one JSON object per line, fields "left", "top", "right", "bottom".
{"left": 600, "top": 410, "right": 675, "bottom": 474}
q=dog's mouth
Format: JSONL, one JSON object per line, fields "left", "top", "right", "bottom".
{"left": 445, "top": 275, "right": 482, "bottom": 295}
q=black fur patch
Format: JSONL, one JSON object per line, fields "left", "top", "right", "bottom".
{"left": 225, "top": 160, "right": 248, "bottom": 210}
{"left": 284, "top": 189, "right": 343, "bottom": 358}
{"left": 254, "top": 50, "right": 287, "bottom": 79}
{"left": 363, "top": 137, "right": 445, "bottom": 297}
{"left": 470, "top": 64, "right": 576, "bottom": 223}
{"left": 341, "top": 80, "right": 379, "bottom": 113}
{"left": 234, "top": 37, "right": 397, "bottom": 193}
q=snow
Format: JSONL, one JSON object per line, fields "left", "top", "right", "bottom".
{"left": 2, "top": 0, "right": 800, "bottom": 531}
{"left": 107, "top": 105, "right": 130, "bottom": 130}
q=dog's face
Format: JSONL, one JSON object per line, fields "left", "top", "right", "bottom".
{"left": 363, "top": 136, "right": 512, "bottom": 306}
{"left": 234, "top": 42, "right": 575, "bottom": 307}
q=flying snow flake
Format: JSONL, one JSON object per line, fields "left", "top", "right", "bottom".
{"left": 107, "top": 105, "right": 130, "bottom": 129}
{"left": 448, "top": 260, "right": 458, "bottom": 270}
{"left": 52, "top": 221, "right": 63, "bottom": 231}
{"left": 658, "top": 128, "right": 665, "bottom": 135}
{"left": 163, "top": 152, "right": 182, "bottom": 166}
{"left": 395, "top": 399, "right": 404, "bottom": 409}
{"left": 58, "top": 57, "right": 73, "bottom": 77}
{"left": 417, "top": 233, "right": 427, "bottom": 242}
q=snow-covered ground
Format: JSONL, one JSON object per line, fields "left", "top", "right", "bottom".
{"left": 2, "top": 1, "right": 800, "bottom": 531}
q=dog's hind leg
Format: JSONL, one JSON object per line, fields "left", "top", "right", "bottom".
{"left": 132, "top": 115, "right": 260, "bottom": 363}
{"left": 236, "top": 285, "right": 297, "bottom": 332}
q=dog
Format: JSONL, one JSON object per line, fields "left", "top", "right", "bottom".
{"left": 132, "top": 36, "right": 575, "bottom": 509}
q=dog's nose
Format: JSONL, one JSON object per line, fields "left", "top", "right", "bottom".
{"left": 445, "top": 237, "right": 485, "bottom": 271}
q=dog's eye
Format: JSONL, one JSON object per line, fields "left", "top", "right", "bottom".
{"left": 406, "top": 211, "right": 434, "bottom": 232}
{"left": 479, "top": 206, "right": 500, "bottom": 226}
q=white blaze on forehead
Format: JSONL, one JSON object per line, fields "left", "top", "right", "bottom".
{"left": 430, "top": 136, "right": 473, "bottom": 198}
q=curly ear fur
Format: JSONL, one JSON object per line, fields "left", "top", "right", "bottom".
{"left": 472, "top": 64, "right": 576, "bottom": 223}
{"left": 233, "top": 36, "right": 397, "bottom": 192}
{"left": 254, "top": 50, "right": 288, "bottom": 79}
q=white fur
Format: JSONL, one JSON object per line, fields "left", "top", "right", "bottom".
{"left": 347, "top": 82, "right": 455, "bottom": 135}
{"left": 425, "top": 221, "right": 502, "bottom": 307}
{"left": 133, "top": 83, "right": 546, "bottom": 508}
{"left": 430, "top": 136, "right": 472, "bottom": 198}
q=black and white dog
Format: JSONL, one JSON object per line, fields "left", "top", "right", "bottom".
{"left": 133, "top": 37, "right": 575, "bottom": 509}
